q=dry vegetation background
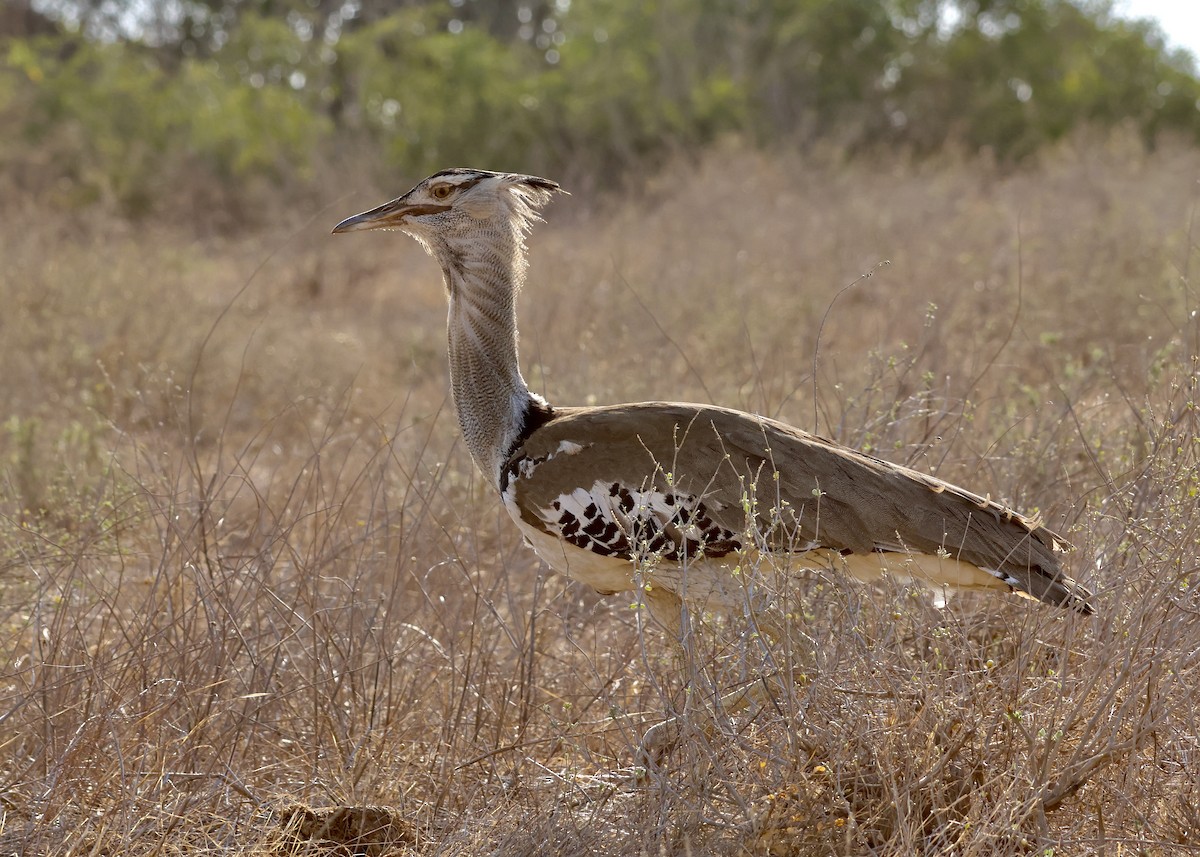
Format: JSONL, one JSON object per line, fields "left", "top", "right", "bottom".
{"left": 2, "top": 137, "right": 1200, "bottom": 855}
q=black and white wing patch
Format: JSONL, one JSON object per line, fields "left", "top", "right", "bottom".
{"left": 502, "top": 438, "right": 743, "bottom": 565}
{"left": 535, "top": 480, "right": 741, "bottom": 562}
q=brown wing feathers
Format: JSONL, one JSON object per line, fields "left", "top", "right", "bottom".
{"left": 704, "top": 406, "right": 1091, "bottom": 612}
{"left": 507, "top": 403, "right": 1093, "bottom": 613}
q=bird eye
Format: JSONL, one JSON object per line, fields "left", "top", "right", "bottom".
{"left": 431, "top": 184, "right": 453, "bottom": 200}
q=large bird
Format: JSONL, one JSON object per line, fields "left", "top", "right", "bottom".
{"left": 333, "top": 167, "right": 1092, "bottom": 651}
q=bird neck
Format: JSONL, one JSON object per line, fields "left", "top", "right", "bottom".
{"left": 441, "top": 231, "right": 543, "bottom": 489}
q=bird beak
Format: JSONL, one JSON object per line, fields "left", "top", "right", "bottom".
{"left": 332, "top": 196, "right": 450, "bottom": 233}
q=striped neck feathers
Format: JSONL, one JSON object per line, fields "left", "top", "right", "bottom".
{"left": 436, "top": 216, "right": 546, "bottom": 488}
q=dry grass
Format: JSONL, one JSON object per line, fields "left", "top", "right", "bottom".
{"left": 2, "top": 135, "right": 1199, "bottom": 855}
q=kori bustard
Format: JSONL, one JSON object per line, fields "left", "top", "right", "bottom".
{"left": 333, "top": 167, "right": 1093, "bottom": 651}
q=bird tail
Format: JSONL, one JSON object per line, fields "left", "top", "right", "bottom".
{"left": 1014, "top": 567, "right": 1095, "bottom": 615}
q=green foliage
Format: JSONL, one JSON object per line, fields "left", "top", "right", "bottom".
{"left": 2, "top": 16, "right": 329, "bottom": 215}
{"left": 891, "top": 0, "right": 1200, "bottom": 157}
{"left": 2, "top": 412, "right": 111, "bottom": 534}
{"left": 338, "top": 9, "right": 550, "bottom": 174}
{"left": 185, "top": 14, "right": 331, "bottom": 178}
{"left": 2, "top": 0, "right": 1198, "bottom": 218}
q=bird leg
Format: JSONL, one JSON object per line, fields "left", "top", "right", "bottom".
{"left": 637, "top": 673, "right": 788, "bottom": 765}
{"left": 634, "top": 582, "right": 816, "bottom": 765}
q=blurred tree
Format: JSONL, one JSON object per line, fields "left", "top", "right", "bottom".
{"left": 2, "top": 10, "right": 330, "bottom": 216}
{"left": 337, "top": 7, "right": 551, "bottom": 172}
{"left": 0, "top": 0, "right": 58, "bottom": 39}
{"left": 887, "top": 0, "right": 1199, "bottom": 156}
{"left": 3, "top": 0, "right": 1197, "bottom": 220}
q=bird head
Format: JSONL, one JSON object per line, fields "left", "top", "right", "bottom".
{"left": 332, "top": 169, "right": 563, "bottom": 256}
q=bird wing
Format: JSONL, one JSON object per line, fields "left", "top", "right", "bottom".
{"left": 502, "top": 402, "right": 1091, "bottom": 612}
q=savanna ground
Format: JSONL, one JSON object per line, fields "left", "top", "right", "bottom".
{"left": 2, "top": 137, "right": 1199, "bottom": 855}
